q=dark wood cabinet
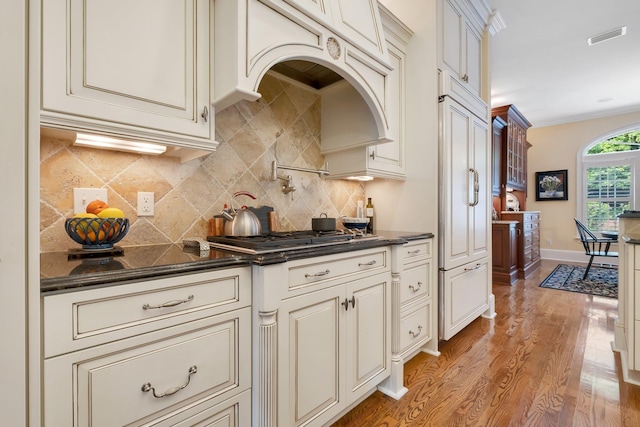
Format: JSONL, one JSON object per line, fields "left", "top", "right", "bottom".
{"left": 492, "top": 221, "right": 518, "bottom": 285}
{"left": 500, "top": 211, "right": 541, "bottom": 279}
{"left": 492, "top": 104, "right": 532, "bottom": 192}
{"left": 491, "top": 116, "right": 507, "bottom": 196}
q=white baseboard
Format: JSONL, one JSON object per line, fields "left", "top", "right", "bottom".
{"left": 540, "top": 248, "right": 618, "bottom": 267}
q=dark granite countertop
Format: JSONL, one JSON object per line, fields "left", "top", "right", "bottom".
{"left": 41, "top": 231, "right": 433, "bottom": 294}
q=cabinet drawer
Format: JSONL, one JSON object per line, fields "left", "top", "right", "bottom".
{"left": 400, "top": 263, "right": 431, "bottom": 305}
{"left": 287, "top": 248, "right": 389, "bottom": 291}
{"left": 531, "top": 230, "right": 540, "bottom": 244}
{"left": 523, "top": 232, "right": 533, "bottom": 247}
{"left": 523, "top": 248, "right": 533, "bottom": 265}
{"left": 44, "top": 267, "right": 251, "bottom": 357}
{"left": 399, "top": 240, "right": 432, "bottom": 264}
{"left": 147, "top": 389, "right": 251, "bottom": 427}
{"left": 44, "top": 307, "right": 251, "bottom": 427}
{"left": 399, "top": 300, "right": 432, "bottom": 354}
{"left": 523, "top": 221, "right": 533, "bottom": 232}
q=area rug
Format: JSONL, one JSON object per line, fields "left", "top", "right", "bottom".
{"left": 539, "top": 264, "right": 618, "bottom": 298}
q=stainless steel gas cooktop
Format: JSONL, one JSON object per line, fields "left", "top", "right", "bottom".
{"left": 207, "top": 230, "right": 377, "bottom": 254}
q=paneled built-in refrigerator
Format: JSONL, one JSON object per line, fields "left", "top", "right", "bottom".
{"left": 438, "top": 74, "right": 495, "bottom": 341}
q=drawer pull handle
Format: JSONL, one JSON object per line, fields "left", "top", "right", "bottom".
{"left": 141, "top": 365, "right": 197, "bottom": 398}
{"left": 408, "top": 249, "right": 421, "bottom": 255}
{"left": 463, "top": 263, "right": 482, "bottom": 272}
{"left": 358, "top": 260, "right": 377, "bottom": 267}
{"left": 142, "top": 294, "right": 194, "bottom": 310}
{"left": 409, "top": 282, "right": 422, "bottom": 292}
{"left": 305, "top": 269, "right": 330, "bottom": 278}
{"left": 409, "top": 326, "right": 422, "bottom": 338}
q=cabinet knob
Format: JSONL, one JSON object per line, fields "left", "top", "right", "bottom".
{"left": 201, "top": 105, "right": 209, "bottom": 123}
{"left": 461, "top": 74, "right": 469, "bottom": 83}
{"left": 370, "top": 150, "right": 376, "bottom": 160}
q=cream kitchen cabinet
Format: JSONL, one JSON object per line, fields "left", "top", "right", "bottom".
{"left": 41, "top": 0, "right": 216, "bottom": 156}
{"left": 323, "top": 4, "right": 412, "bottom": 180}
{"left": 253, "top": 247, "right": 391, "bottom": 426}
{"left": 439, "top": 94, "right": 490, "bottom": 270}
{"left": 379, "top": 238, "right": 440, "bottom": 399}
{"left": 42, "top": 267, "right": 251, "bottom": 427}
{"left": 614, "top": 214, "right": 640, "bottom": 386}
{"left": 440, "top": 258, "right": 491, "bottom": 340}
{"left": 437, "top": 0, "right": 484, "bottom": 98}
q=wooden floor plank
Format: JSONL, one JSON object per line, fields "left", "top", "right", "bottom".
{"left": 332, "top": 261, "right": 640, "bottom": 427}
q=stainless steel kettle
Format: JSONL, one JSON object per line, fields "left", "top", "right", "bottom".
{"left": 221, "top": 191, "right": 262, "bottom": 236}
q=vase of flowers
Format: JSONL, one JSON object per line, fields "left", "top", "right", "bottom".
{"left": 540, "top": 175, "right": 562, "bottom": 195}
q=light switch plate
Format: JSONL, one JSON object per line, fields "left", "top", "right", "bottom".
{"left": 73, "top": 188, "right": 107, "bottom": 214}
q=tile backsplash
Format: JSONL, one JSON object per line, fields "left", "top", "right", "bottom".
{"left": 40, "top": 73, "right": 365, "bottom": 252}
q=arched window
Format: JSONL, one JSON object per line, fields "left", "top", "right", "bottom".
{"left": 578, "top": 130, "right": 640, "bottom": 232}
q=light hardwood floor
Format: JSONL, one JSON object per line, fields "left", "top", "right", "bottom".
{"left": 332, "top": 260, "right": 640, "bottom": 426}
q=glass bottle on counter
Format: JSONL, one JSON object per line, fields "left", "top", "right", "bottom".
{"left": 366, "top": 197, "right": 374, "bottom": 234}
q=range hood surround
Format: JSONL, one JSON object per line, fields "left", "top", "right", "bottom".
{"left": 214, "top": 0, "right": 394, "bottom": 153}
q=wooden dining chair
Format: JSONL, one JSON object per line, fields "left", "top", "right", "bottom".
{"left": 574, "top": 218, "right": 618, "bottom": 280}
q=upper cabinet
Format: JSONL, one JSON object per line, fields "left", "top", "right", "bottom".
{"left": 41, "top": 0, "right": 216, "bottom": 159}
{"left": 491, "top": 116, "right": 507, "bottom": 196}
{"left": 438, "top": 0, "right": 484, "bottom": 98}
{"left": 323, "top": 4, "right": 412, "bottom": 180}
{"left": 492, "top": 104, "right": 532, "bottom": 192}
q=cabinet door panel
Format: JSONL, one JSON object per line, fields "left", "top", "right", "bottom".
{"left": 281, "top": 290, "right": 341, "bottom": 426}
{"left": 464, "top": 23, "right": 482, "bottom": 96}
{"left": 440, "top": 0, "right": 463, "bottom": 78}
{"left": 42, "top": 0, "right": 211, "bottom": 140}
{"left": 471, "top": 117, "right": 490, "bottom": 257}
{"left": 440, "top": 260, "right": 490, "bottom": 340}
{"left": 368, "top": 39, "right": 404, "bottom": 174}
{"left": 443, "top": 101, "right": 472, "bottom": 265}
{"left": 80, "top": 1, "right": 188, "bottom": 109}
{"left": 346, "top": 278, "right": 389, "bottom": 401}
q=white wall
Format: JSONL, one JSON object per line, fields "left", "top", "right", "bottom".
{"left": 367, "top": 0, "right": 439, "bottom": 235}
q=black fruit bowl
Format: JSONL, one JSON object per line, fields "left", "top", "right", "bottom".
{"left": 65, "top": 217, "right": 130, "bottom": 249}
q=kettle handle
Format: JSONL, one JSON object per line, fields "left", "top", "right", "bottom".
{"left": 233, "top": 191, "right": 256, "bottom": 200}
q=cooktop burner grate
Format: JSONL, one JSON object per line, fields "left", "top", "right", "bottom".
{"left": 207, "top": 230, "right": 354, "bottom": 251}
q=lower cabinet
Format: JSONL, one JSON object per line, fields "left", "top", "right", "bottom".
{"left": 500, "top": 211, "right": 541, "bottom": 279}
{"left": 42, "top": 267, "right": 252, "bottom": 427}
{"left": 253, "top": 247, "right": 392, "bottom": 427}
{"left": 439, "top": 258, "right": 491, "bottom": 340}
{"left": 279, "top": 276, "right": 389, "bottom": 426}
{"left": 492, "top": 221, "right": 518, "bottom": 285}
{"left": 378, "top": 238, "right": 439, "bottom": 399}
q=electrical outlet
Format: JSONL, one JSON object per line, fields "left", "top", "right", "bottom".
{"left": 547, "top": 239, "right": 552, "bottom": 245}
{"left": 138, "top": 192, "right": 154, "bottom": 216}
{"left": 73, "top": 188, "right": 108, "bottom": 214}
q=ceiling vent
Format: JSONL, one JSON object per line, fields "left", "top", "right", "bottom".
{"left": 587, "top": 26, "right": 627, "bottom": 46}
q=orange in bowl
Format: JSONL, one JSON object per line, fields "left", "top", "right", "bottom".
{"left": 86, "top": 199, "right": 109, "bottom": 215}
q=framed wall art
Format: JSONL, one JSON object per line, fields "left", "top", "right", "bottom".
{"left": 536, "top": 169, "right": 568, "bottom": 201}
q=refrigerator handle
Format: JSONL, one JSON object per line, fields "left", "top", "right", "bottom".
{"left": 469, "top": 168, "right": 479, "bottom": 206}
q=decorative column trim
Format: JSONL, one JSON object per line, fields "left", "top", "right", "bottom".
{"left": 258, "top": 309, "right": 278, "bottom": 427}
